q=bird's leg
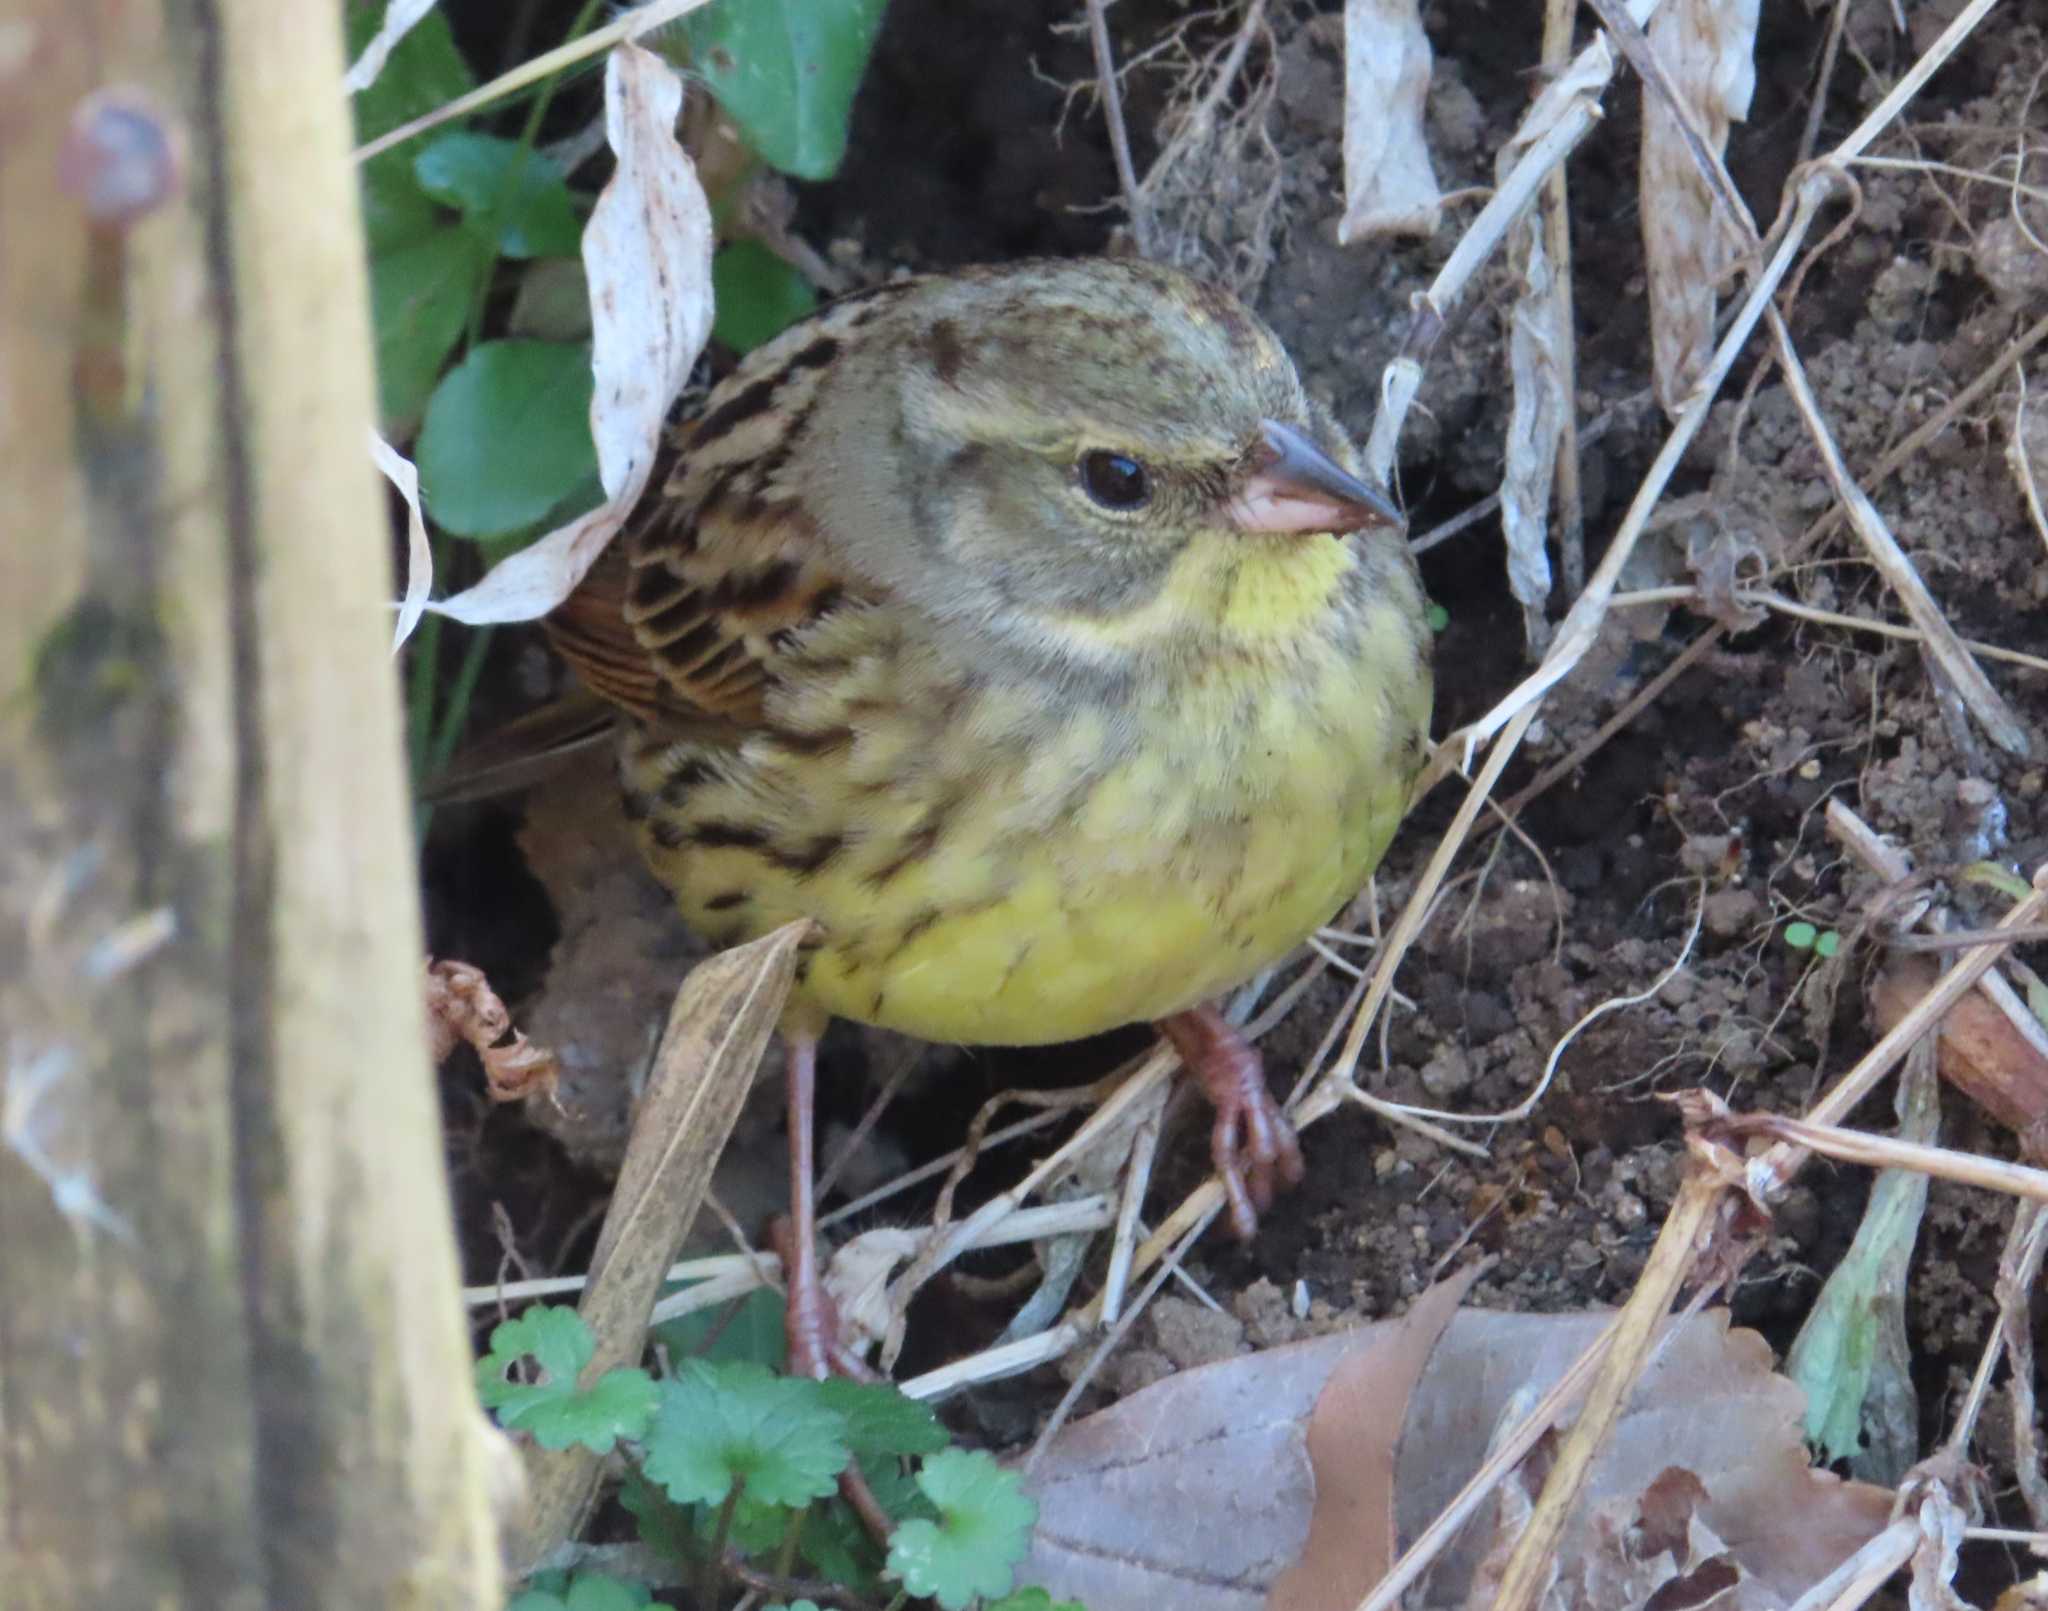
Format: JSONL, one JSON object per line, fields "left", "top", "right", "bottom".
{"left": 1156, "top": 1005, "right": 1306, "bottom": 1240}
{"left": 776, "top": 1033, "right": 838, "bottom": 1380}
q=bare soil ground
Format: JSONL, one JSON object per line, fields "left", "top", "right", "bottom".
{"left": 424, "top": 0, "right": 2048, "bottom": 1593}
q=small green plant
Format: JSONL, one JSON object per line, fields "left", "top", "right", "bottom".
{"left": 1782, "top": 920, "right": 1840, "bottom": 959}
{"left": 346, "top": 0, "right": 884, "bottom": 795}
{"left": 477, "top": 1304, "right": 1081, "bottom": 1611}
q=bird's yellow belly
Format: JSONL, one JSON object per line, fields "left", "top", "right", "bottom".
{"left": 796, "top": 765, "right": 1399, "bottom": 1045}
{"left": 641, "top": 642, "right": 1421, "bottom": 1046}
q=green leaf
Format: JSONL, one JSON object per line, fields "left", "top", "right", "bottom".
{"left": 671, "top": 0, "right": 888, "bottom": 180}
{"left": 370, "top": 226, "right": 493, "bottom": 432}
{"left": 1813, "top": 930, "right": 1841, "bottom": 959}
{"left": 712, "top": 241, "right": 818, "bottom": 353}
{"left": 653, "top": 1285, "right": 789, "bottom": 1371}
{"left": 348, "top": 3, "right": 475, "bottom": 253}
{"left": 1783, "top": 921, "right": 1817, "bottom": 951}
{"left": 416, "top": 340, "right": 597, "bottom": 538}
{"left": 765, "top": 1602, "right": 823, "bottom": 1611}
{"left": 643, "top": 1360, "right": 850, "bottom": 1508}
{"left": 986, "top": 1590, "right": 1089, "bottom": 1611}
{"left": 508, "top": 1573, "right": 661, "bottom": 1611}
{"left": 415, "top": 132, "right": 584, "bottom": 259}
{"left": 886, "top": 1449, "right": 1037, "bottom": 1611}
{"left": 818, "top": 1378, "right": 947, "bottom": 1460}
{"left": 474, "top": 1304, "right": 657, "bottom": 1453}
{"left": 619, "top": 1469, "right": 701, "bottom": 1566}
{"left": 1425, "top": 602, "right": 1450, "bottom": 633}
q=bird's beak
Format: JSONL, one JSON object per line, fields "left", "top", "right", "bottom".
{"left": 1229, "top": 419, "right": 1402, "bottom": 535}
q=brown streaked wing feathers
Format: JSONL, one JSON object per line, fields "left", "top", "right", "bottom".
{"left": 545, "top": 284, "right": 912, "bottom": 736}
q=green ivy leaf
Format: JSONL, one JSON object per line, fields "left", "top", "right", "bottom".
{"left": 886, "top": 1449, "right": 1037, "bottom": 1611}
{"left": 986, "top": 1590, "right": 1089, "bottom": 1611}
{"left": 370, "top": 226, "right": 493, "bottom": 432}
{"left": 1783, "top": 921, "right": 1817, "bottom": 951}
{"left": 474, "top": 1304, "right": 657, "bottom": 1453}
{"left": 416, "top": 340, "right": 596, "bottom": 538}
{"left": 643, "top": 1360, "right": 849, "bottom": 1508}
{"left": 348, "top": 3, "right": 475, "bottom": 252}
{"left": 415, "top": 132, "right": 584, "bottom": 259}
{"left": 711, "top": 241, "right": 818, "bottom": 352}
{"left": 1812, "top": 929, "right": 1841, "bottom": 959}
{"left": 671, "top": 0, "right": 888, "bottom": 180}
{"left": 818, "top": 1378, "right": 947, "bottom": 1460}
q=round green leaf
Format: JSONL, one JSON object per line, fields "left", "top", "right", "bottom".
{"left": 1784, "top": 921, "right": 1818, "bottom": 951}
{"left": 370, "top": 226, "right": 492, "bottom": 433}
{"left": 642, "top": 1360, "right": 849, "bottom": 1508}
{"left": 886, "top": 1449, "right": 1037, "bottom": 1610}
{"left": 414, "top": 132, "right": 583, "bottom": 259}
{"left": 712, "top": 241, "right": 818, "bottom": 353}
{"left": 671, "top": 0, "right": 888, "bottom": 180}
{"left": 349, "top": 3, "right": 474, "bottom": 253}
{"left": 416, "top": 341, "right": 596, "bottom": 538}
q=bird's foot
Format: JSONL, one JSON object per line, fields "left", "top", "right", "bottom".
{"left": 767, "top": 1214, "right": 876, "bottom": 1382}
{"left": 1157, "top": 1005, "right": 1306, "bottom": 1239}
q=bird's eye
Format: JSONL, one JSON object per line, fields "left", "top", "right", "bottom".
{"left": 1078, "top": 450, "right": 1152, "bottom": 511}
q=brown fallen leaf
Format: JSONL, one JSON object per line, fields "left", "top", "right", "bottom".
{"left": 1017, "top": 1293, "right": 1890, "bottom": 1611}
{"left": 424, "top": 956, "right": 559, "bottom": 1103}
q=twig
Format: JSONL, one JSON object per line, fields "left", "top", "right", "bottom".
{"left": 1085, "top": 0, "right": 1155, "bottom": 256}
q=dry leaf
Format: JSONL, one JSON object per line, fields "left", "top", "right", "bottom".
{"left": 423, "top": 957, "right": 559, "bottom": 1103}
{"left": 1496, "top": 194, "right": 1562, "bottom": 632}
{"left": 1639, "top": 0, "right": 1759, "bottom": 413}
{"left": 1019, "top": 1301, "right": 1890, "bottom": 1611}
{"left": 1267, "top": 1265, "right": 1482, "bottom": 1611}
{"left": 416, "top": 43, "right": 712, "bottom": 635}
{"left": 1338, "top": 0, "right": 1443, "bottom": 243}
{"left": 511, "top": 918, "right": 810, "bottom": 1571}
{"left": 371, "top": 428, "right": 432, "bottom": 652}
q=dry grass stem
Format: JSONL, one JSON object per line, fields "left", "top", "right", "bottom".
{"left": 1714, "top": 1113, "right": 2048, "bottom": 1202}
{"left": 1083, "top": 0, "right": 1155, "bottom": 256}
{"left": 353, "top": 0, "right": 719, "bottom": 163}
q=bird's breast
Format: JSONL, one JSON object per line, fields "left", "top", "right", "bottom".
{"left": 629, "top": 557, "right": 1430, "bottom": 1047}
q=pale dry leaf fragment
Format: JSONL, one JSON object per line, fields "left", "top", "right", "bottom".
{"left": 371, "top": 428, "right": 432, "bottom": 652}
{"left": 423, "top": 43, "right": 712, "bottom": 631}
{"left": 424, "top": 957, "right": 561, "bottom": 1103}
{"left": 1338, "top": 0, "right": 1443, "bottom": 243}
{"left": 1640, "top": 0, "right": 1759, "bottom": 414}
{"left": 343, "top": 0, "right": 443, "bottom": 94}
{"left": 1496, "top": 193, "right": 1563, "bottom": 644}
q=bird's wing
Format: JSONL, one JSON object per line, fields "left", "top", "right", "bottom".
{"left": 547, "top": 281, "right": 914, "bottom": 732}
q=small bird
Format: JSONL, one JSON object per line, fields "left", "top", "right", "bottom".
{"left": 544, "top": 258, "right": 1434, "bottom": 1376}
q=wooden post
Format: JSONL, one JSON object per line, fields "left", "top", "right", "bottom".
{"left": 1, "top": 5, "right": 504, "bottom": 1605}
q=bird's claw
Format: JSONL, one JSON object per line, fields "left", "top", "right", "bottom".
{"left": 1159, "top": 1006, "right": 1305, "bottom": 1240}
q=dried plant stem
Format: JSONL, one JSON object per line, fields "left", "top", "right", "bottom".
{"left": 1541, "top": 0, "right": 1585, "bottom": 596}
{"left": 1484, "top": 1172, "right": 1729, "bottom": 1611}
{"left": 1719, "top": 1114, "right": 2048, "bottom": 1202}
{"left": 1940, "top": 1203, "right": 2048, "bottom": 1466}
{"left": 1085, "top": 0, "right": 1155, "bottom": 256}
